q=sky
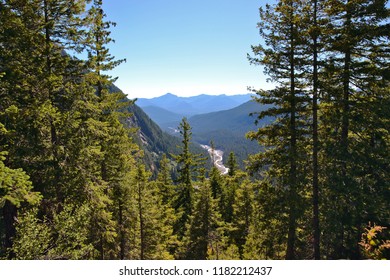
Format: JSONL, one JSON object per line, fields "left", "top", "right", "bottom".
{"left": 102, "top": 0, "right": 271, "bottom": 99}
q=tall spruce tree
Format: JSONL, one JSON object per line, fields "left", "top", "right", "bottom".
{"left": 227, "top": 151, "right": 239, "bottom": 177}
{"left": 298, "top": 0, "right": 330, "bottom": 259}
{"left": 173, "top": 118, "right": 202, "bottom": 238}
{"left": 231, "top": 179, "right": 254, "bottom": 258}
{"left": 247, "top": 0, "right": 310, "bottom": 259}
{"left": 319, "top": 0, "right": 390, "bottom": 259}
{"left": 132, "top": 164, "right": 174, "bottom": 260}
{"left": 1, "top": 0, "right": 142, "bottom": 259}
{"left": 181, "top": 182, "right": 226, "bottom": 259}
{"left": 80, "top": 0, "right": 134, "bottom": 259}
{"left": 0, "top": 0, "right": 85, "bottom": 256}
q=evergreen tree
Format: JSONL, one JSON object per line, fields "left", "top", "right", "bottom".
{"left": 231, "top": 179, "right": 254, "bottom": 258}
{"left": 209, "top": 166, "right": 223, "bottom": 200}
{"left": 220, "top": 151, "right": 245, "bottom": 229}
{"left": 0, "top": 2, "right": 48, "bottom": 255}
{"left": 0, "top": 0, "right": 140, "bottom": 259}
{"left": 181, "top": 183, "right": 226, "bottom": 259}
{"left": 247, "top": 0, "right": 310, "bottom": 259}
{"left": 80, "top": 0, "right": 133, "bottom": 259}
{"left": 247, "top": 0, "right": 389, "bottom": 260}
{"left": 243, "top": 181, "right": 286, "bottom": 259}
{"left": 103, "top": 119, "right": 138, "bottom": 259}
{"left": 11, "top": 203, "right": 94, "bottom": 260}
{"left": 132, "top": 164, "right": 174, "bottom": 259}
{"left": 155, "top": 154, "right": 175, "bottom": 206}
{"left": 319, "top": 0, "right": 390, "bottom": 259}
{"left": 304, "top": 0, "right": 323, "bottom": 259}
{"left": 0, "top": 147, "right": 41, "bottom": 257}
{"left": 173, "top": 118, "right": 203, "bottom": 238}
{"left": 227, "top": 151, "right": 239, "bottom": 177}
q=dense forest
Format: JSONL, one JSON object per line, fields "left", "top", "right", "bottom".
{"left": 0, "top": 0, "right": 389, "bottom": 260}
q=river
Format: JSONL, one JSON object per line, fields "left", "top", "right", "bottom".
{"left": 200, "top": 145, "right": 229, "bottom": 175}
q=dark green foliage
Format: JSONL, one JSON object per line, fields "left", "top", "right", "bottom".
{"left": 317, "top": 0, "right": 390, "bottom": 259}
{"left": 246, "top": 0, "right": 389, "bottom": 260}
{"left": 0, "top": 0, "right": 137, "bottom": 259}
{"left": 247, "top": 0, "right": 311, "bottom": 259}
{"left": 1, "top": 0, "right": 388, "bottom": 260}
{"left": 131, "top": 164, "right": 174, "bottom": 259}
{"left": 172, "top": 118, "right": 206, "bottom": 239}
{"left": 231, "top": 179, "right": 254, "bottom": 258}
{"left": 180, "top": 183, "right": 226, "bottom": 259}
{"left": 227, "top": 152, "right": 238, "bottom": 177}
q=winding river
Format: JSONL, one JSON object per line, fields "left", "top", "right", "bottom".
{"left": 200, "top": 145, "right": 229, "bottom": 175}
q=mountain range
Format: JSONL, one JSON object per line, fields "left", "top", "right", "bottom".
{"left": 137, "top": 93, "right": 253, "bottom": 118}
{"left": 134, "top": 93, "right": 272, "bottom": 168}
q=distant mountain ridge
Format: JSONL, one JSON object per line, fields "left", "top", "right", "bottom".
{"left": 136, "top": 93, "right": 253, "bottom": 117}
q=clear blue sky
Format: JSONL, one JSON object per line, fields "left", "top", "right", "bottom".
{"left": 102, "top": 0, "right": 271, "bottom": 99}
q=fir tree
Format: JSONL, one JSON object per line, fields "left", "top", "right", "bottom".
{"left": 227, "top": 151, "right": 239, "bottom": 177}
{"left": 231, "top": 179, "right": 254, "bottom": 258}
{"left": 247, "top": 0, "right": 310, "bottom": 259}
{"left": 181, "top": 183, "right": 225, "bottom": 259}
{"left": 319, "top": 0, "right": 390, "bottom": 259}
{"left": 132, "top": 164, "right": 174, "bottom": 259}
{"left": 173, "top": 118, "right": 203, "bottom": 238}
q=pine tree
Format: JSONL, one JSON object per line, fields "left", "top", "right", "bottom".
{"left": 247, "top": 0, "right": 310, "bottom": 259}
{"left": 243, "top": 181, "right": 286, "bottom": 259}
{"left": 11, "top": 203, "right": 94, "bottom": 260}
{"left": 155, "top": 154, "right": 175, "bottom": 206}
{"left": 227, "top": 151, "right": 239, "bottom": 177}
{"left": 209, "top": 166, "right": 223, "bottom": 200}
{"left": 319, "top": 0, "right": 390, "bottom": 259}
{"left": 306, "top": 0, "right": 322, "bottom": 259}
{"left": 0, "top": 2, "right": 48, "bottom": 256}
{"left": 79, "top": 0, "right": 133, "bottom": 259}
{"left": 181, "top": 182, "right": 226, "bottom": 259}
{"left": 231, "top": 179, "right": 254, "bottom": 258}
{"left": 173, "top": 118, "right": 203, "bottom": 238}
{"left": 0, "top": 148, "right": 41, "bottom": 257}
{"left": 218, "top": 152, "right": 245, "bottom": 227}
{"left": 103, "top": 119, "right": 139, "bottom": 259}
{"left": 132, "top": 164, "right": 174, "bottom": 259}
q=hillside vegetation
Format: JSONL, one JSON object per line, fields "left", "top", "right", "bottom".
{"left": 0, "top": 0, "right": 388, "bottom": 261}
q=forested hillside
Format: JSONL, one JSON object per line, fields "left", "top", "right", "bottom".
{"left": 125, "top": 103, "right": 208, "bottom": 175}
{"left": 188, "top": 101, "right": 272, "bottom": 167}
{"left": 0, "top": 0, "right": 389, "bottom": 260}
{"left": 141, "top": 100, "right": 273, "bottom": 168}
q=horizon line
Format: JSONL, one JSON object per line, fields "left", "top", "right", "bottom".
{"left": 127, "top": 92, "right": 255, "bottom": 99}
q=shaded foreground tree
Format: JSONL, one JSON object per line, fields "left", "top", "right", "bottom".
{"left": 247, "top": 0, "right": 389, "bottom": 259}
{"left": 172, "top": 118, "right": 205, "bottom": 240}
{"left": 247, "top": 0, "right": 310, "bottom": 259}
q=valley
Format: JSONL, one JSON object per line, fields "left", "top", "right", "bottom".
{"left": 135, "top": 93, "right": 271, "bottom": 168}
{"left": 2, "top": 0, "right": 388, "bottom": 263}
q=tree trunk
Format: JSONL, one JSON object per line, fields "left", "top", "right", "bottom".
{"left": 312, "top": 0, "right": 320, "bottom": 260}
{"left": 138, "top": 182, "right": 145, "bottom": 260}
{"left": 2, "top": 200, "right": 17, "bottom": 259}
{"left": 286, "top": 8, "right": 297, "bottom": 260}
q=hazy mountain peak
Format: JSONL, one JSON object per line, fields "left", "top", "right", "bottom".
{"left": 137, "top": 93, "right": 253, "bottom": 118}
{"left": 162, "top": 93, "right": 177, "bottom": 98}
